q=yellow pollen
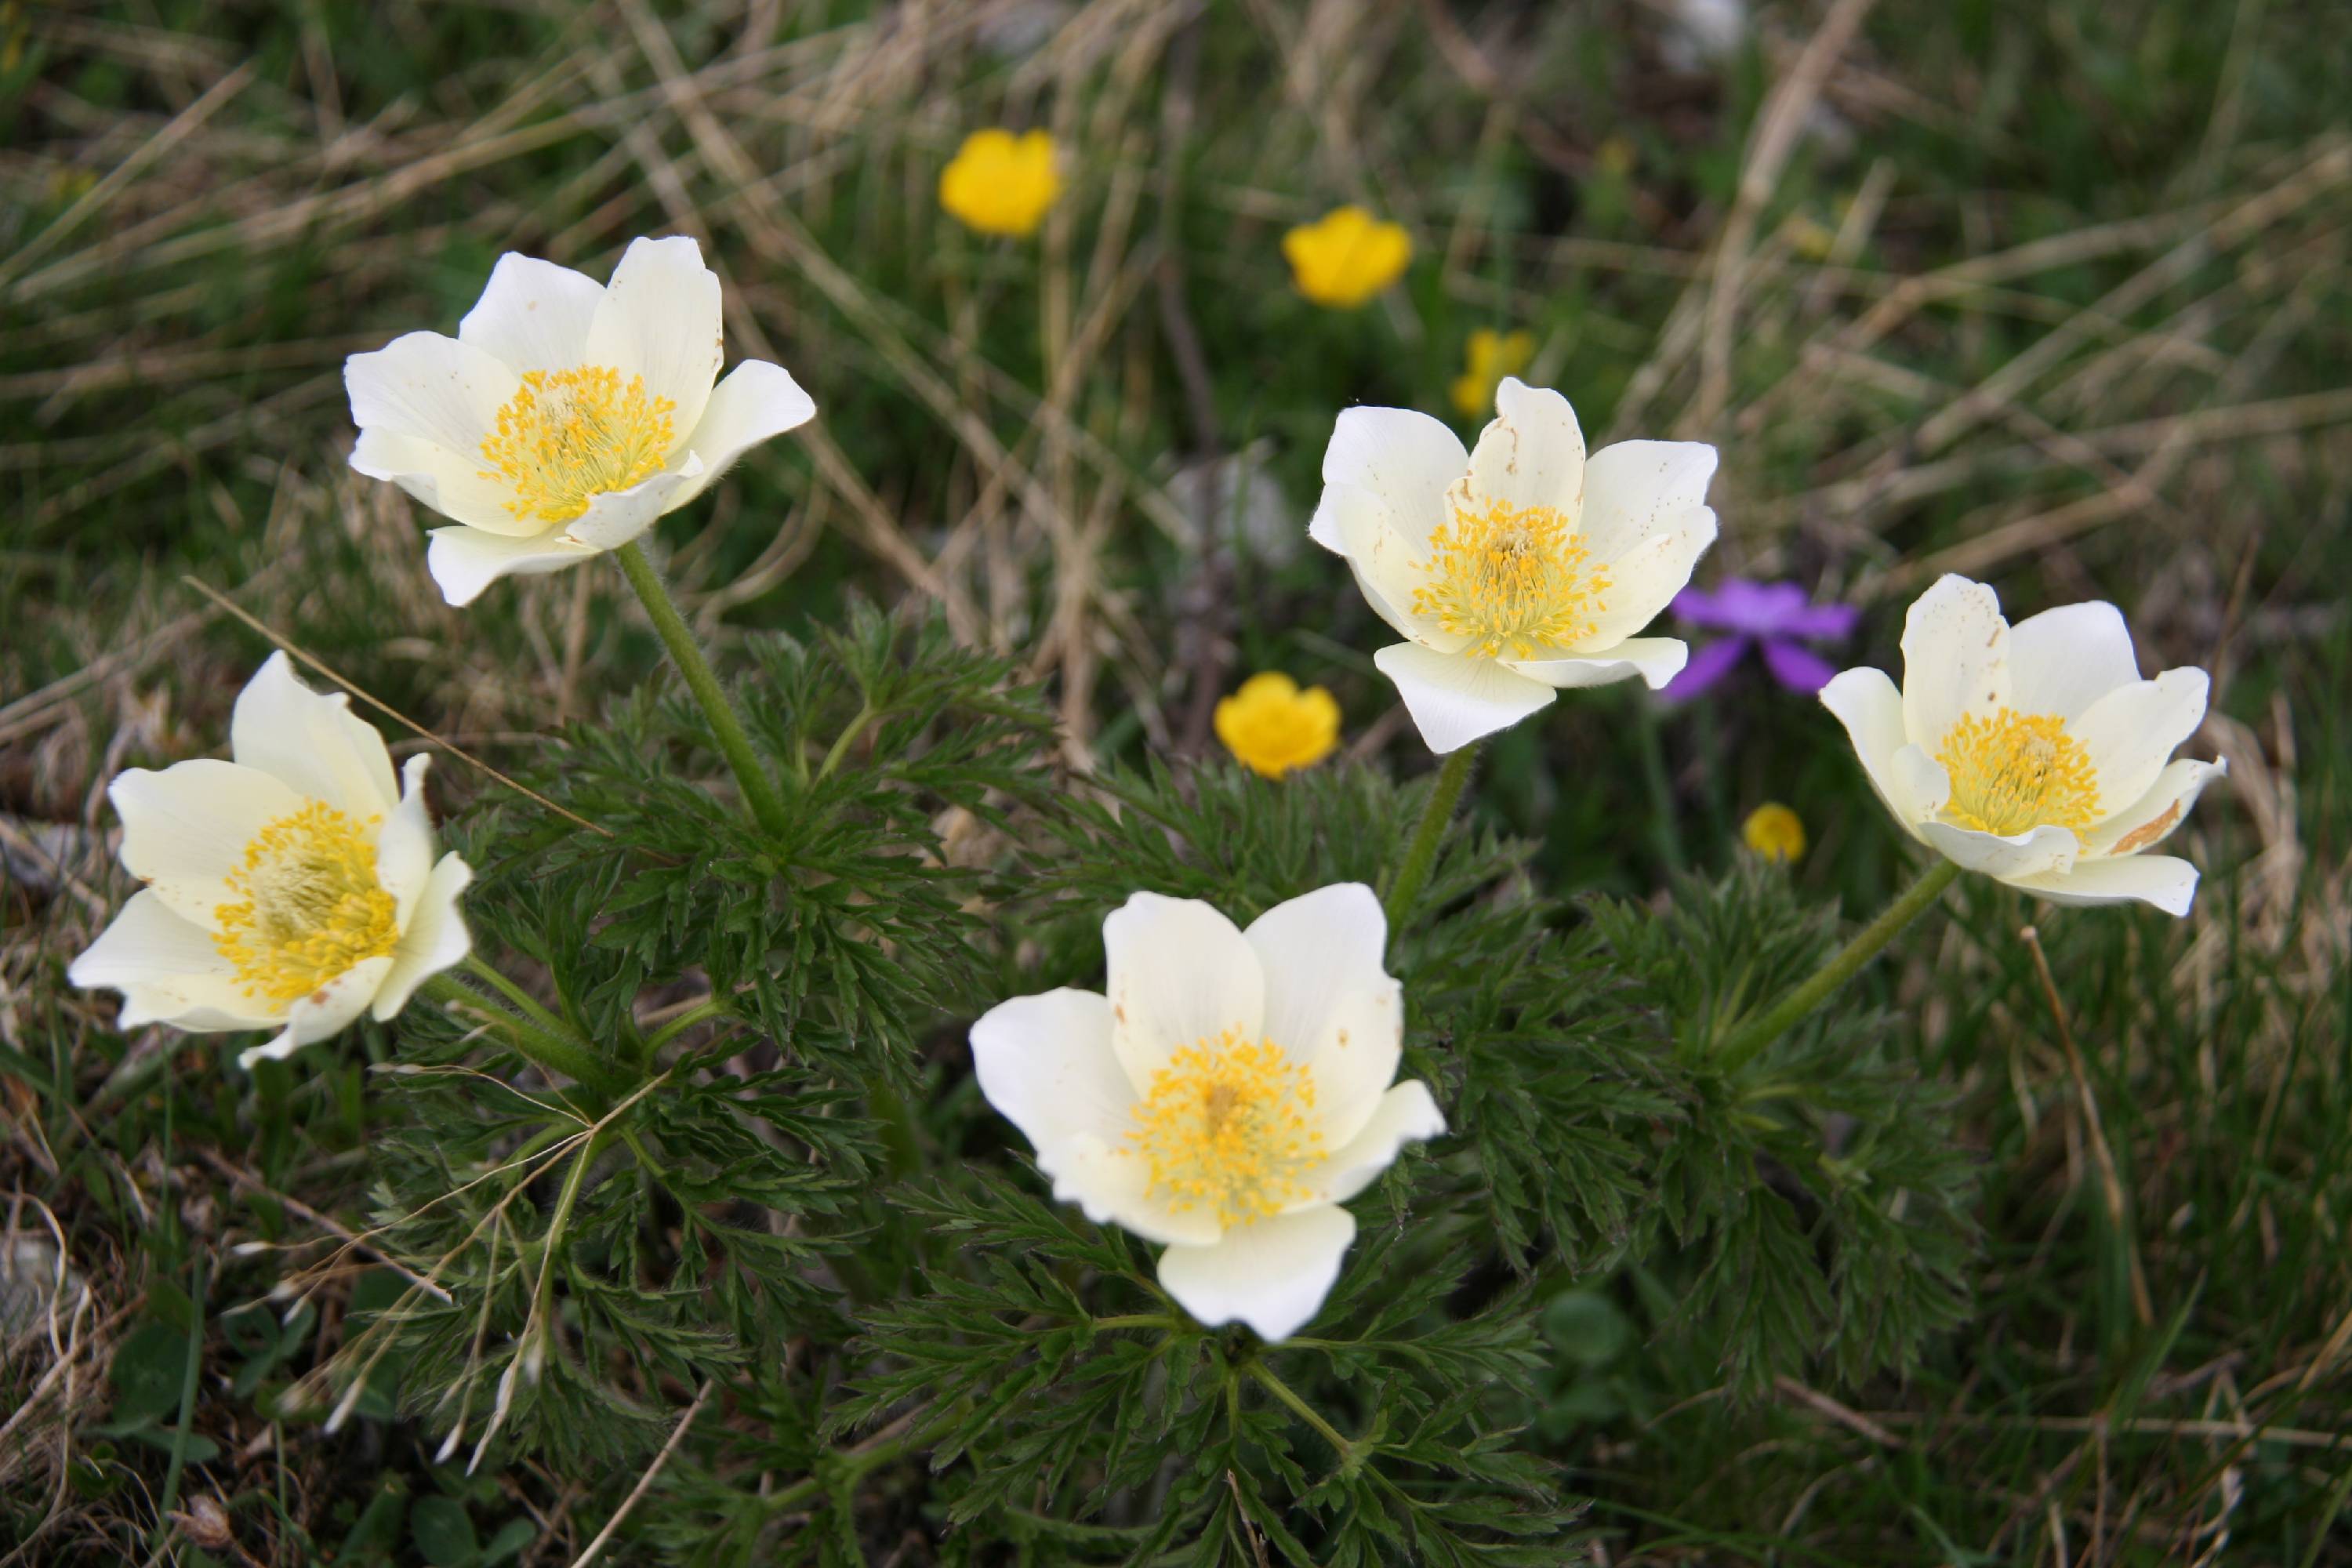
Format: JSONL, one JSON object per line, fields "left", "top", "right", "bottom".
{"left": 478, "top": 365, "right": 677, "bottom": 524}
{"left": 1127, "top": 1030, "right": 1325, "bottom": 1228}
{"left": 1410, "top": 497, "right": 1611, "bottom": 660}
{"left": 1935, "top": 708, "right": 2102, "bottom": 837}
{"left": 212, "top": 801, "right": 399, "bottom": 1005}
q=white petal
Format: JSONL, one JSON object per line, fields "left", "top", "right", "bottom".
{"left": 1308, "top": 406, "right": 1466, "bottom": 553}
{"left": 375, "top": 756, "right": 437, "bottom": 920}
{"left": 2072, "top": 667, "right": 2209, "bottom": 815}
{"left": 1102, "top": 893, "right": 1264, "bottom": 1094}
{"left": 1305, "top": 1081, "right": 1446, "bottom": 1207}
{"left": 1578, "top": 507, "right": 1717, "bottom": 646}
{"left": 111, "top": 760, "right": 306, "bottom": 927}
{"left": 583, "top": 236, "right": 722, "bottom": 437}
{"left": 1035, "top": 1133, "right": 1220, "bottom": 1246}
{"left": 1500, "top": 637, "right": 1687, "bottom": 691}
{"left": 350, "top": 427, "right": 534, "bottom": 535}
{"left": 670, "top": 359, "right": 816, "bottom": 506}
{"left": 67, "top": 890, "right": 276, "bottom": 1032}
{"left": 1820, "top": 668, "right": 1921, "bottom": 824}
{"left": 1156, "top": 1204, "right": 1357, "bottom": 1342}
{"left": 1918, "top": 820, "right": 2078, "bottom": 879}
{"left": 1575, "top": 440, "right": 1719, "bottom": 564}
{"left": 970, "top": 989, "right": 1138, "bottom": 1152}
{"left": 372, "top": 853, "right": 474, "bottom": 1021}
{"left": 2084, "top": 757, "right": 2226, "bottom": 856}
{"left": 1325, "top": 484, "right": 1458, "bottom": 648}
{"left": 424, "top": 524, "right": 600, "bottom": 607}
{"left": 555, "top": 462, "right": 703, "bottom": 550}
{"left": 457, "top": 253, "right": 604, "bottom": 374}
{"left": 344, "top": 331, "right": 521, "bottom": 461}
{"left": 231, "top": 652, "right": 399, "bottom": 819}
{"left": 1462, "top": 377, "right": 1584, "bottom": 517}
{"left": 1243, "top": 884, "right": 1400, "bottom": 1145}
{"left": 1893, "top": 744, "right": 1951, "bottom": 820}
{"left": 1373, "top": 642, "right": 1555, "bottom": 753}
{"left": 2005, "top": 855, "right": 2200, "bottom": 916}
{"left": 238, "top": 955, "right": 394, "bottom": 1069}
{"left": 1900, "top": 575, "right": 2010, "bottom": 748}
{"left": 2009, "top": 601, "right": 2141, "bottom": 722}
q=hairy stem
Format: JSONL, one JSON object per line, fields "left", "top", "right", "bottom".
{"left": 420, "top": 972, "right": 626, "bottom": 1095}
{"left": 1718, "top": 857, "right": 1964, "bottom": 1072}
{"left": 1383, "top": 742, "right": 1479, "bottom": 929}
{"left": 1247, "top": 1361, "right": 1359, "bottom": 1472}
{"left": 611, "top": 539, "right": 793, "bottom": 838}
{"left": 463, "top": 953, "right": 575, "bottom": 1041}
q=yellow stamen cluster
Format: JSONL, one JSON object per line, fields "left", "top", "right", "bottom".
{"left": 477, "top": 365, "right": 677, "bottom": 524}
{"left": 1411, "top": 497, "right": 1611, "bottom": 660}
{"left": 1935, "top": 709, "right": 2101, "bottom": 836}
{"left": 213, "top": 801, "right": 399, "bottom": 1005}
{"left": 1127, "top": 1030, "right": 1325, "bottom": 1228}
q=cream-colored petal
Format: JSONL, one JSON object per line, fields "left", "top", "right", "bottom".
{"left": 375, "top": 756, "right": 437, "bottom": 921}
{"left": 556, "top": 462, "right": 702, "bottom": 550}
{"left": 1035, "top": 1133, "right": 1221, "bottom": 1247}
{"left": 1893, "top": 745, "right": 1952, "bottom": 822}
{"left": 424, "top": 524, "right": 600, "bottom": 607}
{"left": 1156, "top": 1203, "right": 1357, "bottom": 1341}
{"left": 2008, "top": 601, "right": 2142, "bottom": 722}
{"left": 1308, "top": 406, "right": 1467, "bottom": 553}
{"left": 1575, "top": 440, "right": 1719, "bottom": 564}
{"left": 1301, "top": 1081, "right": 1446, "bottom": 1207}
{"left": 582, "top": 235, "right": 723, "bottom": 437}
{"left": 111, "top": 760, "right": 307, "bottom": 927}
{"left": 1577, "top": 507, "right": 1716, "bottom": 647}
{"left": 2005, "top": 855, "right": 2200, "bottom": 916}
{"left": 1900, "top": 575, "right": 2010, "bottom": 747}
{"left": 343, "top": 331, "right": 521, "bottom": 459}
{"left": 970, "top": 989, "right": 1140, "bottom": 1153}
{"left": 67, "top": 890, "right": 277, "bottom": 1032}
{"left": 350, "top": 428, "right": 534, "bottom": 535}
{"left": 1102, "top": 892, "right": 1264, "bottom": 1094}
{"left": 2072, "top": 667, "right": 2209, "bottom": 815}
{"left": 669, "top": 359, "right": 816, "bottom": 506}
{"left": 231, "top": 652, "right": 399, "bottom": 820}
{"left": 1820, "top": 668, "right": 1921, "bottom": 825}
{"left": 371, "top": 853, "right": 474, "bottom": 1021}
{"left": 1243, "top": 884, "right": 1400, "bottom": 1144}
{"left": 1373, "top": 642, "right": 1555, "bottom": 753}
{"left": 457, "top": 252, "right": 604, "bottom": 374}
{"left": 1499, "top": 637, "right": 1688, "bottom": 692}
{"left": 1918, "top": 820, "right": 2078, "bottom": 879}
{"left": 1461, "top": 377, "right": 1584, "bottom": 517}
{"left": 2083, "top": 757, "right": 2226, "bottom": 857}
{"left": 238, "top": 955, "right": 394, "bottom": 1069}
{"left": 1325, "top": 485, "right": 1463, "bottom": 651}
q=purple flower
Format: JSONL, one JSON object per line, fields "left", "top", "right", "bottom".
{"left": 1664, "top": 578, "right": 1860, "bottom": 700}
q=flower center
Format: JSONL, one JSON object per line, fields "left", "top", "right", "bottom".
{"left": 212, "top": 801, "right": 400, "bottom": 1005}
{"left": 1410, "top": 497, "right": 1611, "bottom": 660}
{"left": 1127, "top": 1031, "right": 1325, "bottom": 1227}
{"left": 1935, "top": 708, "right": 2101, "bottom": 837}
{"left": 477, "top": 365, "right": 678, "bottom": 524}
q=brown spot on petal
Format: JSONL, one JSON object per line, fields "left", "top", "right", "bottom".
{"left": 2112, "top": 800, "right": 2184, "bottom": 854}
{"left": 310, "top": 988, "right": 332, "bottom": 1007}
{"left": 1336, "top": 1029, "right": 1351, "bottom": 1048}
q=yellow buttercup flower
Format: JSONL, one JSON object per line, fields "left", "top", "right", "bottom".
{"left": 1743, "top": 803, "right": 1807, "bottom": 864}
{"left": 939, "top": 129, "right": 1062, "bottom": 238}
{"left": 1450, "top": 328, "right": 1536, "bottom": 420}
{"left": 1215, "top": 673, "right": 1341, "bottom": 779}
{"left": 1282, "top": 205, "right": 1410, "bottom": 310}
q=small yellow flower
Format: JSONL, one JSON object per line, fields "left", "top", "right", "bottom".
{"left": 1215, "top": 673, "right": 1341, "bottom": 779}
{"left": 1282, "top": 205, "right": 1410, "bottom": 310}
{"left": 938, "top": 128, "right": 1062, "bottom": 238}
{"left": 1449, "top": 328, "right": 1536, "bottom": 420}
{"left": 1595, "top": 136, "right": 1638, "bottom": 179}
{"left": 1743, "top": 802, "right": 1807, "bottom": 864}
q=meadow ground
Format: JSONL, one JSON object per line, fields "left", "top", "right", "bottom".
{"left": 3, "top": 0, "right": 2350, "bottom": 1562}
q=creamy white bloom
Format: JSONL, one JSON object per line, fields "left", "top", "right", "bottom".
{"left": 68, "top": 653, "right": 474, "bottom": 1068}
{"left": 1820, "top": 575, "right": 2226, "bottom": 915}
{"left": 343, "top": 236, "right": 816, "bottom": 606}
{"left": 970, "top": 884, "right": 1446, "bottom": 1341}
{"left": 1308, "top": 377, "right": 1719, "bottom": 753}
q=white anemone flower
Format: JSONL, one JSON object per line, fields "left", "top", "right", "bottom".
{"left": 1820, "top": 575, "right": 2226, "bottom": 915}
{"left": 1308, "top": 377, "right": 1719, "bottom": 753}
{"left": 68, "top": 653, "right": 474, "bottom": 1069}
{"left": 343, "top": 235, "right": 816, "bottom": 606}
{"left": 971, "top": 884, "right": 1446, "bottom": 1342}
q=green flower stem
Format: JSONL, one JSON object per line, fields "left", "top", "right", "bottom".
{"left": 419, "top": 972, "right": 626, "bottom": 1095}
{"left": 1383, "top": 742, "right": 1479, "bottom": 929}
{"left": 462, "top": 953, "right": 574, "bottom": 1042}
{"left": 641, "top": 993, "right": 735, "bottom": 1057}
{"left": 611, "top": 539, "right": 793, "bottom": 839}
{"left": 1718, "top": 857, "right": 1964, "bottom": 1073}
{"left": 1090, "top": 1313, "right": 1181, "bottom": 1334}
{"left": 1247, "top": 1361, "right": 1359, "bottom": 1472}
{"left": 760, "top": 1408, "right": 928, "bottom": 1516}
